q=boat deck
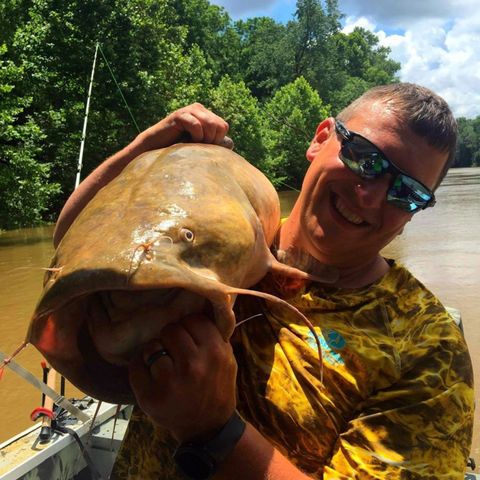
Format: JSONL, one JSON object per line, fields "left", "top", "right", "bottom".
{"left": 0, "top": 398, "right": 131, "bottom": 480}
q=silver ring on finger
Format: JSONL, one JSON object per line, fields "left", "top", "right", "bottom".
{"left": 146, "top": 349, "right": 169, "bottom": 367}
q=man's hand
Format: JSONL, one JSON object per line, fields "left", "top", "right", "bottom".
{"left": 138, "top": 103, "right": 231, "bottom": 152}
{"left": 129, "top": 314, "right": 237, "bottom": 443}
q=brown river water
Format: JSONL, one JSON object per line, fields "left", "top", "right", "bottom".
{"left": 0, "top": 167, "right": 479, "bottom": 469}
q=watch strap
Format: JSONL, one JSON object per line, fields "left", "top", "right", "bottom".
{"left": 202, "top": 410, "right": 246, "bottom": 462}
{"left": 173, "top": 410, "right": 246, "bottom": 479}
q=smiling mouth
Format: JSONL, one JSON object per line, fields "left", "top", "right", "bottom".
{"left": 333, "top": 195, "right": 366, "bottom": 226}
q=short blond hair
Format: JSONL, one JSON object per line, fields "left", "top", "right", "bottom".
{"left": 337, "top": 83, "right": 457, "bottom": 189}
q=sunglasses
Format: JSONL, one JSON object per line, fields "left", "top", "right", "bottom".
{"left": 335, "top": 120, "right": 435, "bottom": 213}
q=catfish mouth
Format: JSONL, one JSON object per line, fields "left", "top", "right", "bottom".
{"left": 85, "top": 287, "right": 210, "bottom": 367}
{"left": 73, "top": 287, "right": 212, "bottom": 403}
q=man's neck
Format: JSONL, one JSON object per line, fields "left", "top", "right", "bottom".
{"left": 330, "top": 255, "right": 390, "bottom": 288}
{"left": 277, "top": 219, "right": 390, "bottom": 289}
{"left": 276, "top": 244, "right": 390, "bottom": 289}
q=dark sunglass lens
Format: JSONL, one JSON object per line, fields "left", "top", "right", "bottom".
{"left": 342, "top": 141, "right": 386, "bottom": 178}
{"left": 387, "top": 175, "right": 433, "bottom": 213}
{"left": 340, "top": 145, "right": 362, "bottom": 174}
{"left": 359, "top": 154, "right": 385, "bottom": 177}
{"left": 386, "top": 195, "right": 421, "bottom": 213}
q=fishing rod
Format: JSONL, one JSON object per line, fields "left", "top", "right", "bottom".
{"left": 75, "top": 42, "right": 99, "bottom": 190}
{"left": 74, "top": 42, "right": 141, "bottom": 189}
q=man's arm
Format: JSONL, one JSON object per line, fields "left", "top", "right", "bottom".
{"left": 128, "top": 301, "right": 474, "bottom": 479}
{"left": 53, "top": 103, "right": 229, "bottom": 247}
{"left": 216, "top": 423, "right": 312, "bottom": 480}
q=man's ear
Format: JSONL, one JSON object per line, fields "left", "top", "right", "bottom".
{"left": 306, "top": 118, "right": 335, "bottom": 162}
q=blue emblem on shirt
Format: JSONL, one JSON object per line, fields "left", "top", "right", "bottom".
{"left": 306, "top": 329, "right": 346, "bottom": 366}
{"left": 326, "top": 329, "right": 346, "bottom": 350}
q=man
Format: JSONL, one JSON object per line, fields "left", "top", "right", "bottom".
{"left": 55, "top": 83, "right": 474, "bottom": 479}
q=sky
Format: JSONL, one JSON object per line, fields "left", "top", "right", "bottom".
{"left": 210, "top": 0, "right": 480, "bottom": 119}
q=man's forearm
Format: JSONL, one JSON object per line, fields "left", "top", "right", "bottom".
{"left": 215, "top": 423, "right": 312, "bottom": 480}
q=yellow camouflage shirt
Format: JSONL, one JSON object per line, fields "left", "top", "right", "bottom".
{"left": 111, "top": 261, "right": 474, "bottom": 479}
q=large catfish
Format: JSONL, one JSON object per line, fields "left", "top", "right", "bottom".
{"left": 14, "top": 144, "right": 336, "bottom": 403}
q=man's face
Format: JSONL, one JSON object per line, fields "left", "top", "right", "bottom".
{"left": 295, "top": 101, "right": 448, "bottom": 268}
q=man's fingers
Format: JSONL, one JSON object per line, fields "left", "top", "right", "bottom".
{"left": 128, "top": 350, "right": 157, "bottom": 400}
{"left": 219, "top": 135, "right": 234, "bottom": 150}
{"left": 159, "top": 323, "right": 199, "bottom": 375}
{"left": 172, "top": 104, "right": 229, "bottom": 145}
{"left": 180, "top": 314, "right": 222, "bottom": 347}
{"left": 180, "top": 315, "right": 235, "bottom": 371}
{"left": 191, "top": 112, "right": 226, "bottom": 144}
{"left": 211, "top": 116, "right": 229, "bottom": 145}
{"left": 174, "top": 112, "right": 205, "bottom": 142}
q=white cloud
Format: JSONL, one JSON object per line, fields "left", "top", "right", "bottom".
{"left": 339, "top": 0, "right": 476, "bottom": 28}
{"left": 342, "top": 16, "right": 376, "bottom": 34}
{"left": 343, "top": 12, "right": 480, "bottom": 118}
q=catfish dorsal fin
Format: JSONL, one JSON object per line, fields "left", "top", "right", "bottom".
{"left": 226, "top": 286, "right": 324, "bottom": 383}
{"left": 269, "top": 254, "right": 339, "bottom": 284}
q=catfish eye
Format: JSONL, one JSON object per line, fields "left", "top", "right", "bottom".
{"left": 180, "top": 227, "right": 195, "bottom": 242}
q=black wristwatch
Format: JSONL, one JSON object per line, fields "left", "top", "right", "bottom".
{"left": 173, "top": 411, "right": 246, "bottom": 480}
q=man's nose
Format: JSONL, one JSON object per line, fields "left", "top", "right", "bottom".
{"left": 354, "top": 175, "right": 391, "bottom": 209}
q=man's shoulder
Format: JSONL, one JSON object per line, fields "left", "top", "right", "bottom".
{"left": 377, "top": 260, "right": 455, "bottom": 322}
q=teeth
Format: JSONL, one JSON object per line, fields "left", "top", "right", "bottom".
{"left": 334, "top": 197, "right": 364, "bottom": 225}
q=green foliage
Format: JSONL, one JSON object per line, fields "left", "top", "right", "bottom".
{"left": 456, "top": 117, "right": 480, "bottom": 167}
{"left": 165, "top": 45, "right": 214, "bottom": 112}
{"left": 8, "top": 0, "right": 218, "bottom": 214}
{"left": 261, "top": 77, "right": 330, "bottom": 189}
{"left": 168, "top": 0, "right": 241, "bottom": 81}
{"left": 0, "top": 44, "right": 60, "bottom": 229}
{"left": 238, "top": 1, "right": 398, "bottom": 110}
{"left": 234, "top": 17, "right": 290, "bottom": 99}
{"left": 0, "top": 0, "right": 426, "bottom": 229}
{"left": 288, "top": 0, "right": 331, "bottom": 78}
{"left": 209, "top": 75, "right": 265, "bottom": 167}
{"left": 326, "top": 28, "right": 400, "bottom": 112}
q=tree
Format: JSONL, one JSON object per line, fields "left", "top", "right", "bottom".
{"left": 168, "top": 0, "right": 242, "bottom": 82}
{"left": 281, "top": 0, "right": 344, "bottom": 101}
{"left": 235, "top": 17, "right": 291, "bottom": 100}
{"left": 0, "top": 0, "right": 408, "bottom": 228}
{"left": 9, "top": 0, "right": 213, "bottom": 212}
{"left": 327, "top": 28, "right": 400, "bottom": 111}
{"left": 289, "top": 0, "right": 329, "bottom": 78}
{"left": 209, "top": 75, "right": 265, "bottom": 167}
{"left": 261, "top": 77, "right": 330, "bottom": 189}
{"left": 456, "top": 117, "right": 480, "bottom": 167}
{"left": 0, "top": 44, "right": 59, "bottom": 229}
{"left": 0, "top": 0, "right": 31, "bottom": 46}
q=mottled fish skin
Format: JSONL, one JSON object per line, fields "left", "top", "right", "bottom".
{"left": 27, "top": 144, "right": 303, "bottom": 403}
